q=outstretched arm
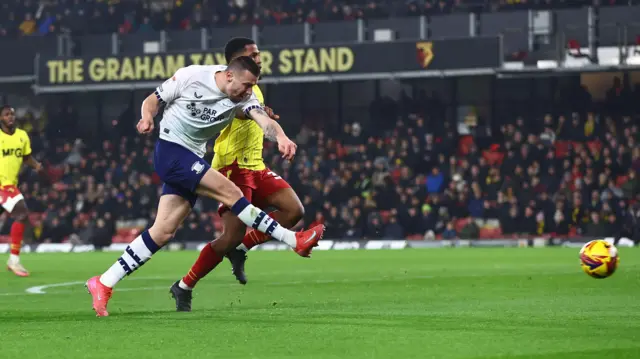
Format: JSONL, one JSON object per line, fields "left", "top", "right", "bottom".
{"left": 23, "top": 155, "right": 43, "bottom": 173}
{"left": 248, "top": 107, "right": 296, "bottom": 160}
{"left": 248, "top": 107, "right": 285, "bottom": 141}
{"left": 137, "top": 93, "right": 161, "bottom": 134}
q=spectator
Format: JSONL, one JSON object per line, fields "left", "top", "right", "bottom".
{"left": 92, "top": 218, "right": 114, "bottom": 250}
{"left": 365, "top": 216, "right": 384, "bottom": 239}
{"left": 426, "top": 167, "right": 444, "bottom": 193}
{"left": 501, "top": 206, "right": 520, "bottom": 236}
{"left": 552, "top": 210, "right": 570, "bottom": 236}
{"left": 383, "top": 216, "right": 404, "bottom": 239}
{"left": 458, "top": 218, "right": 480, "bottom": 239}
{"left": 520, "top": 207, "right": 538, "bottom": 236}
{"left": 442, "top": 222, "right": 457, "bottom": 239}
{"left": 585, "top": 212, "right": 607, "bottom": 237}
{"left": 19, "top": 13, "right": 36, "bottom": 36}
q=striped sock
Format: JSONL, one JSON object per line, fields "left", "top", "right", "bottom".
{"left": 99, "top": 230, "right": 160, "bottom": 288}
{"left": 230, "top": 198, "right": 296, "bottom": 247}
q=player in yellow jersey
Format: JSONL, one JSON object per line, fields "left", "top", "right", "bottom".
{"left": 0, "top": 105, "right": 44, "bottom": 277}
{"left": 170, "top": 38, "right": 310, "bottom": 307}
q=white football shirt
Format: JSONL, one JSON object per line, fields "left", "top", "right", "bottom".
{"left": 155, "top": 65, "right": 262, "bottom": 157}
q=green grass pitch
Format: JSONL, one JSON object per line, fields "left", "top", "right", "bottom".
{"left": 0, "top": 248, "right": 639, "bottom": 359}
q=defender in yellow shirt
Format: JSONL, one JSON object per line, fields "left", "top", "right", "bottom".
{"left": 0, "top": 105, "right": 44, "bottom": 277}
{"left": 173, "top": 38, "right": 307, "bottom": 300}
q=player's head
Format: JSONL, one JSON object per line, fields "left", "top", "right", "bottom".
{"left": 224, "top": 56, "right": 260, "bottom": 102}
{"left": 0, "top": 105, "right": 15, "bottom": 130}
{"left": 225, "top": 37, "right": 261, "bottom": 69}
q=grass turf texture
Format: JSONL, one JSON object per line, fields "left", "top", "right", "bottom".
{"left": 0, "top": 248, "right": 639, "bottom": 359}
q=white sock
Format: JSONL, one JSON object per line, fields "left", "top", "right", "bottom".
{"left": 9, "top": 254, "right": 19, "bottom": 263}
{"left": 236, "top": 243, "right": 249, "bottom": 252}
{"left": 99, "top": 231, "right": 160, "bottom": 288}
{"left": 231, "top": 198, "right": 297, "bottom": 247}
{"left": 178, "top": 279, "right": 192, "bottom": 291}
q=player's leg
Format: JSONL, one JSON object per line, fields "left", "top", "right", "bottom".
{"left": 170, "top": 211, "right": 246, "bottom": 311}
{"left": 179, "top": 179, "right": 255, "bottom": 289}
{"left": 238, "top": 187, "right": 304, "bottom": 252}
{"left": 87, "top": 193, "right": 192, "bottom": 317}
{"left": 227, "top": 184, "right": 305, "bottom": 284}
{"left": 5, "top": 195, "right": 30, "bottom": 277}
{"left": 194, "top": 168, "right": 323, "bottom": 253}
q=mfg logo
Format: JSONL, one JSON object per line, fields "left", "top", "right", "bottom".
{"left": 2, "top": 148, "right": 24, "bottom": 157}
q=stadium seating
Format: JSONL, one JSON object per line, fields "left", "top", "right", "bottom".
{"left": 0, "top": 0, "right": 607, "bottom": 38}
{"left": 1, "top": 92, "right": 638, "bottom": 246}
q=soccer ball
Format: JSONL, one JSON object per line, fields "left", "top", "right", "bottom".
{"left": 579, "top": 240, "right": 619, "bottom": 279}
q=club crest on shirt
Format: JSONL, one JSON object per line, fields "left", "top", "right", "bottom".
{"left": 191, "top": 161, "right": 205, "bottom": 174}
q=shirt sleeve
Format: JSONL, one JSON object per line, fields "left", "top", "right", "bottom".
{"left": 22, "top": 132, "right": 32, "bottom": 157}
{"left": 241, "top": 93, "right": 263, "bottom": 117}
{"left": 154, "top": 67, "right": 193, "bottom": 105}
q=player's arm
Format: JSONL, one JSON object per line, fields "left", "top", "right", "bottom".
{"left": 137, "top": 94, "right": 162, "bottom": 134}
{"left": 247, "top": 107, "right": 296, "bottom": 161}
{"left": 22, "top": 133, "right": 43, "bottom": 173}
{"left": 235, "top": 105, "right": 279, "bottom": 120}
{"left": 137, "top": 68, "right": 190, "bottom": 134}
{"left": 23, "top": 155, "right": 43, "bottom": 173}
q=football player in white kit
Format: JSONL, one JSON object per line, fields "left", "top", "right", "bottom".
{"left": 86, "top": 57, "right": 325, "bottom": 317}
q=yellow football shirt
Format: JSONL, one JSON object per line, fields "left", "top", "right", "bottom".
{"left": 0, "top": 128, "right": 31, "bottom": 186}
{"left": 212, "top": 85, "right": 267, "bottom": 171}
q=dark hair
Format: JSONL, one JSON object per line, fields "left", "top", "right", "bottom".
{"left": 227, "top": 56, "right": 261, "bottom": 78}
{"left": 224, "top": 37, "right": 255, "bottom": 63}
{"left": 1, "top": 105, "right": 12, "bottom": 113}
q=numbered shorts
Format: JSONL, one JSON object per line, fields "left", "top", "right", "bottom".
{"left": 0, "top": 185, "right": 24, "bottom": 213}
{"left": 217, "top": 162, "right": 291, "bottom": 217}
{"left": 154, "top": 139, "right": 210, "bottom": 207}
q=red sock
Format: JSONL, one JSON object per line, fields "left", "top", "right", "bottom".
{"left": 10, "top": 222, "right": 25, "bottom": 256}
{"left": 242, "top": 230, "right": 270, "bottom": 250}
{"left": 182, "top": 244, "right": 223, "bottom": 288}
{"left": 242, "top": 211, "right": 280, "bottom": 250}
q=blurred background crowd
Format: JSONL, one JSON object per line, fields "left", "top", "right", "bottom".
{"left": 1, "top": 0, "right": 639, "bottom": 248}
{"left": 1, "top": 76, "right": 639, "bottom": 247}
{"left": 0, "top": 0, "right": 636, "bottom": 37}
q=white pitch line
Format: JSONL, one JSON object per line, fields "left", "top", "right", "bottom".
{"left": 25, "top": 281, "right": 86, "bottom": 294}
{"left": 22, "top": 276, "right": 173, "bottom": 295}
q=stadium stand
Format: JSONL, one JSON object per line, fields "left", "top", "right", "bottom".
{"left": 1, "top": 81, "right": 639, "bottom": 246}
{"left": 0, "top": 0, "right": 623, "bottom": 37}
{"left": 0, "top": 0, "right": 639, "bottom": 248}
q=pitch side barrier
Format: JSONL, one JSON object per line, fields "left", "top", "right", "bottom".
{"left": 0, "top": 237, "right": 635, "bottom": 254}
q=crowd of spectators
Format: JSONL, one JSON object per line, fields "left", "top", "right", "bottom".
{"left": 1, "top": 78, "right": 639, "bottom": 247}
{"left": 0, "top": 0, "right": 633, "bottom": 37}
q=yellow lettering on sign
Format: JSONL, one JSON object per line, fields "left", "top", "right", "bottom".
{"left": 190, "top": 54, "right": 203, "bottom": 65}
{"left": 151, "top": 56, "right": 165, "bottom": 79}
{"left": 135, "top": 56, "right": 150, "bottom": 79}
{"left": 120, "top": 57, "right": 135, "bottom": 81}
{"left": 45, "top": 48, "right": 356, "bottom": 85}
{"left": 202, "top": 53, "right": 216, "bottom": 65}
{"left": 336, "top": 47, "right": 354, "bottom": 71}
{"left": 165, "top": 55, "right": 185, "bottom": 77}
{"left": 260, "top": 51, "right": 273, "bottom": 75}
{"left": 89, "top": 58, "right": 105, "bottom": 82}
{"left": 46, "top": 60, "right": 84, "bottom": 84}
{"left": 302, "top": 49, "right": 318, "bottom": 73}
{"left": 278, "top": 47, "right": 354, "bottom": 75}
{"left": 106, "top": 58, "right": 119, "bottom": 81}
{"left": 278, "top": 49, "right": 293, "bottom": 74}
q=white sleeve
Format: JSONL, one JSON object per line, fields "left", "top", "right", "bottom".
{"left": 154, "top": 67, "right": 193, "bottom": 105}
{"left": 241, "top": 93, "right": 263, "bottom": 117}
